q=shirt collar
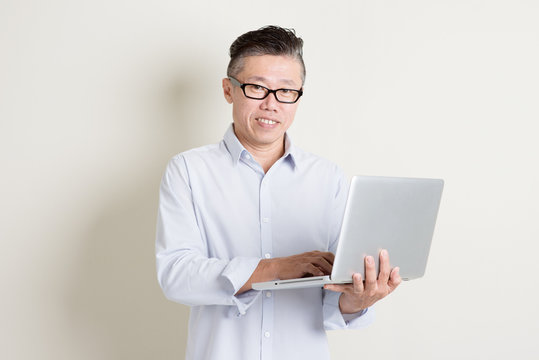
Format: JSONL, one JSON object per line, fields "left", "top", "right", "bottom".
{"left": 223, "top": 124, "right": 298, "bottom": 170}
{"left": 223, "top": 124, "right": 245, "bottom": 165}
{"left": 283, "top": 132, "right": 298, "bottom": 170}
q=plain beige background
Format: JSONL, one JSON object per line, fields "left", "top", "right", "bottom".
{"left": 1, "top": 0, "right": 538, "bottom": 359}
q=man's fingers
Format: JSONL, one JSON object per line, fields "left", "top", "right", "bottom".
{"left": 309, "top": 256, "right": 333, "bottom": 275}
{"left": 324, "top": 273, "right": 363, "bottom": 293}
{"left": 324, "top": 284, "right": 345, "bottom": 292}
{"left": 388, "top": 267, "right": 402, "bottom": 292}
{"left": 378, "top": 249, "right": 391, "bottom": 283}
{"left": 309, "top": 251, "right": 335, "bottom": 265}
{"left": 364, "top": 256, "right": 377, "bottom": 293}
{"left": 276, "top": 251, "right": 336, "bottom": 279}
{"left": 303, "top": 263, "right": 325, "bottom": 277}
{"left": 352, "top": 273, "right": 364, "bottom": 294}
{"left": 326, "top": 254, "right": 401, "bottom": 313}
{"left": 322, "top": 251, "right": 335, "bottom": 265}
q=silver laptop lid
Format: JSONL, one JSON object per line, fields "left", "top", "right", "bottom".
{"left": 331, "top": 175, "right": 444, "bottom": 282}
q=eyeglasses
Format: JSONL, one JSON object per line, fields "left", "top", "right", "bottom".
{"left": 228, "top": 77, "right": 303, "bottom": 104}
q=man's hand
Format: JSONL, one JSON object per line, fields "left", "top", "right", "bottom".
{"left": 269, "top": 251, "right": 335, "bottom": 279}
{"left": 237, "top": 251, "right": 334, "bottom": 295}
{"left": 324, "top": 249, "right": 401, "bottom": 314}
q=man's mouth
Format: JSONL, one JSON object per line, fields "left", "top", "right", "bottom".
{"left": 256, "top": 117, "right": 278, "bottom": 125}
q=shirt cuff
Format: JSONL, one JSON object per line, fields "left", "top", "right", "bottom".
{"left": 221, "top": 257, "right": 262, "bottom": 316}
{"left": 323, "top": 290, "right": 375, "bottom": 330}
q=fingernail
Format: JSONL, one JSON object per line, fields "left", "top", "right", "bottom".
{"left": 366, "top": 256, "right": 373, "bottom": 264}
{"left": 381, "top": 249, "right": 388, "bottom": 257}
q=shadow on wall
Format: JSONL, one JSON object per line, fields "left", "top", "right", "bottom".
{"left": 65, "top": 73, "right": 207, "bottom": 359}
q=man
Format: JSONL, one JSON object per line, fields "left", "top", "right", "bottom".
{"left": 156, "top": 26, "right": 401, "bottom": 360}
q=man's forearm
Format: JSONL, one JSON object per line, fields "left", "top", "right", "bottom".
{"left": 236, "top": 259, "right": 276, "bottom": 295}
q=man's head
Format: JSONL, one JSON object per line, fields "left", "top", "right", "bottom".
{"left": 222, "top": 26, "right": 306, "bottom": 158}
{"left": 227, "top": 25, "right": 306, "bottom": 85}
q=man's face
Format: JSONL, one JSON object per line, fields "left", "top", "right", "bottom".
{"left": 222, "top": 55, "right": 303, "bottom": 153}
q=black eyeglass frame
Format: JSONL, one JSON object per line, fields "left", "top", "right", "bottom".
{"left": 228, "top": 77, "right": 303, "bottom": 104}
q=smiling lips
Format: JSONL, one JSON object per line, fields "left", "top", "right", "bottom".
{"left": 256, "top": 117, "right": 278, "bottom": 125}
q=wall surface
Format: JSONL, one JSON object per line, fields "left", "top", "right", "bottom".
{"left": 1, "top": 1, "right": 538, "bottom": 359}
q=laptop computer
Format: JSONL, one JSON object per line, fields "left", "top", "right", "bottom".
{"left": 252, "top": 175, "right": 444, "bottom": 291}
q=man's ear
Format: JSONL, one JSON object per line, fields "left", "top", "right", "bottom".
{"left": 222, "top": 78, "right": 233, "bottom": 104}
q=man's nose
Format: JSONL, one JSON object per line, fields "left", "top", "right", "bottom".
{"left": 260, "top": 92, "right": 279, "bottom": 111}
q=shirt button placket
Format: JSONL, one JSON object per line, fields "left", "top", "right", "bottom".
{"left": 259, "top": 177, "right": 273, "bottom": 360}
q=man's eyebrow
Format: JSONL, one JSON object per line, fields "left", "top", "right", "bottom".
{"left": 245, "top": 76, "right": 299, "bottom": 87}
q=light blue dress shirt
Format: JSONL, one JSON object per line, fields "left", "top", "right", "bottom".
{"left": 156, "top": 125, "right": 374, "bottom": 360}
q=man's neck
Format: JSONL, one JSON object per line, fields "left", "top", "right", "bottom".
{"left": 241, "top": 138, "right": 286, "bottom": 174}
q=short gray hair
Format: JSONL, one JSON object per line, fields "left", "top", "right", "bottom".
{"left": 227, "top": 25, "right": 306, "bottom": 85}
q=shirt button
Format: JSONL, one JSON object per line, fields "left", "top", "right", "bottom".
{"left": 264, "top": 331, "right": 271, "bottom": 338}
{"left": 265, "top": 291, "right": 272, "bottom": 298}
{"left": 264, "top": 253, "right": 271, "bottom": 259}
{"left": 262, "top": 217, "right": 270, "bottom": 223}
{"left": 245, "top": 154, "right": 251, "bottom": 160}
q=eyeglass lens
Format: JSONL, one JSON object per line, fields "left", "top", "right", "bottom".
{"left": 243, "top": 84, "right": 300, "bottom": 103}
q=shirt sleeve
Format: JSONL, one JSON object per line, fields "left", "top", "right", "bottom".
{"left": 323, "top": 290, "right": 375, "bottom": 330}
{"left": 322, "top": 167, "right": 374, "bottom": 330}
{"left": 155, "top": 155, "right": 261, "bottom": 315}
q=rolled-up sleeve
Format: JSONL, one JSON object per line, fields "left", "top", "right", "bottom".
{"left": 155, "top": 156, "right": 260, "bottom": 314}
